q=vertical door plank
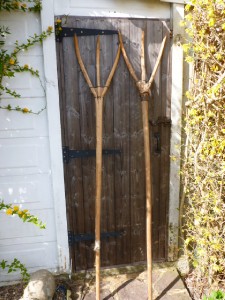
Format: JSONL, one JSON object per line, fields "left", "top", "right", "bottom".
{"left": 113, "top": 18, "right": 132, "bottom": 265}
{"left": 62, "top": 16, "right": 87, "bottom": 270}
{"left": 57, "top": 17, "right": 171, "bottom": 270}
{"left": 146, "top": 20, "right": 164, "bottom": 260}
{"left": 161, "top": 21, "right": 172, "bottom": 119}
{"left": 90, "top": 18, "right": 116, "bottom": 267}
{"left": 76, "top": 18, "right": 97, "bottom": 269}
{"left": 56, "top": 40, "right": 78, "bottom": 268}
{"left": 129, "top": 19, "right": 146, "bottom": 263}
{"left": 101, "top": 19, "right": 116, "bottom": 267}
{"left": 62, "top": 31, "right": 88, "bottom": 270}
{"left": 159, "top": 21, "right": 172, "bottom": 260}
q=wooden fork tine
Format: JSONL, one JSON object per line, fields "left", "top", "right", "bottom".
{"left": 118, "top": 31, "right": 139, "bottom": 83}
{"left": 147, "top": 35, "right": 167, "bottom": 89}
{"left": 102, "top": 44, "right": 121, "bottom": 98}
{"left": 74, "top": 35, "right": 97, "bottom": 98}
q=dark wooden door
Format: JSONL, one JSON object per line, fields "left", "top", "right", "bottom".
{"left": 56, "top": 17, "right": 171, "bottom": 271}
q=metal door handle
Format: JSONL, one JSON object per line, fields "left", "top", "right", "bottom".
{"left": 154, "top": 133, "right": 160, "bottom": 154}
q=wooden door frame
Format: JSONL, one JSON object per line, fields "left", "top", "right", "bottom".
{"left": 40, "top": 2, "right": 185, "bottom": 272}
{"left": 167, "top": 4, "right": 185, "bottom": 261}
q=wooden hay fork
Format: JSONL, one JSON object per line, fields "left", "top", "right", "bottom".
{"left": 119, "top": 31, "right": 167, "bottom": 300}
{"left": 74, "top": 34, "right": 120, "bottom": 300}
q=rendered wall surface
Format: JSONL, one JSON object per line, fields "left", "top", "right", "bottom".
{"left": 0, "top": 0, "right": 172, "bottom": 281}
{"left": 54, "top": 0, "right": 170, "bottom": 18}
{"left": 0, "top": 11, "right": 58, "bottom": 281}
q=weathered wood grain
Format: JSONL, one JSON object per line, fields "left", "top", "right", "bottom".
{"left": 112, "top": 18, "right": 132, "bottom": 266}
{"left": 129, "top": 19, "right": 146, "bottom": 263}
{"left": 98, "top": 19, "right": 116, "bottom": 267}
{"left": 159, "top": 21, "right": 171, "bottom": 260}
{"left": 56, "top": 40, "right": 78, "bottom": 268}
{"left": 76, "top": 18, "right": 97, "bottom": 270}
{"left": 63, "top": 30, "right": 88, "bottom": 270}
{"left": 57, "top": 17, "right": 171, "bottom": 271}
{"left": 146, "top": 20, "right": 163, "bottom": 261}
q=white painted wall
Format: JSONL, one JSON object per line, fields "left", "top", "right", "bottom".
{"left": 54, "top": 0, "right": 170, "bottom": 18}
{"left": 0, "top": 0, "right": 183, "bottom": 282}
{"left": 0, "top": 11, "right": 60, "bottom": 281}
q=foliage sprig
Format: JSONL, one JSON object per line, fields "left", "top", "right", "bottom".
{"left": 0, "top": 0, "right": 48, "bottom": 285}
{"left": 0, "top": 258, "right": 30, "bottom": 282}
{"left": 0, "top": 201, "right": 46, "bottom": 229}
{"left": 203, "top": 290, "right": 225, "bottom": 300}
{"left": 0, "top": 1, "right": 53, "bottom": 113}
{"left": 0, "top": 0, "right": 42, "bottom": 12}
{"left": 0, "top": 199, "right": 46, "bottom": 281}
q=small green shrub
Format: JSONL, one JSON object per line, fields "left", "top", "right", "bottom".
{"left": 0, "top": 258, "right": 29, "bottom": 282}
{"left": 203, "top": 290, "right": 225, "bottom": 300}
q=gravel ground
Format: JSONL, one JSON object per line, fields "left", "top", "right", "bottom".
{"left": 0, "top": 278, "right": 78, "bottom": 300}
{"left": 0, "top": 265, "right": 190, "bottom": 300}
{"left": 0, "top": 283, "right": 25, "bottom": 300}
{"left": 0, "top": 272, "right": 133, "bottom": 300}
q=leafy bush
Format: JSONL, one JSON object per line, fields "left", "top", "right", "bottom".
{"left": 180, "top": 0, "right": 225, "bottom": 297}
{"left": 203, "top": 290, "right": 225, "bottom": 300}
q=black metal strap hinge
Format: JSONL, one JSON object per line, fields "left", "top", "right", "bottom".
{"left": 149, "top": 117, "right": 172, "bottom": 127}
{"left": 63, "top": 146, "right": 121, "bottom": 163}
{"left": 56, "top": 27, "right": 118, "bottom": 42}
{"left": 68, "top": 231, "right": 124, "bottom": 246}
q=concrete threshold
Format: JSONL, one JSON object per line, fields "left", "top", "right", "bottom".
{"left": 69, "top": 263, "right": 191, "bottom": 299}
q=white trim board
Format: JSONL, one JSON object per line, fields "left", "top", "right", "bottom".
{"left": 168, "top": 3, "right": 184, "bottom": 261}
{"left": 40, "top": 0, "right": 184, "bottom": 268}
{"left": 41, "top": 0, "right": 70, "bottom": 273}
{"left": 54, "top": 0, "right": 170, "bottom": 19}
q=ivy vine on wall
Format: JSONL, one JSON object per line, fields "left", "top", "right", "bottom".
{"left": 0, "top": 0, "right": 53, "bottom": 114}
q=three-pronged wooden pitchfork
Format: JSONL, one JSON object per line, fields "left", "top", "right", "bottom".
{"left": 74, "top": 34, "right": 120, "bottom": 300}
{"left": 119, "top": 31, "right": 167, "bottom": 300}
